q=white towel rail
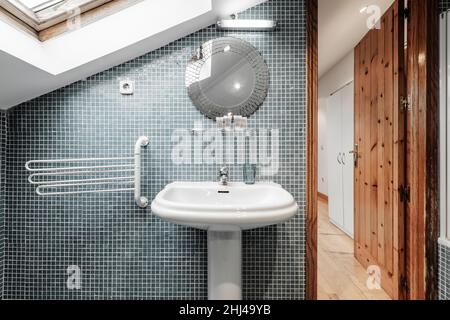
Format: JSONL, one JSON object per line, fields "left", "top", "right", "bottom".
{"left": 28, "top": 169, "right": 135, "bottom": 184}
{"left": 134, "top": 136, "right": 150, "bottom": 208}
{"left": 25, "top": 136, "right": 149, "bottom": 208}
{"left": 25, "top": 157, "right": 134, "bottom": 171}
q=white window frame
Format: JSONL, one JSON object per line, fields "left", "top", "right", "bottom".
{"left": 27, "top": 0, "right": 65, "bottom": 12}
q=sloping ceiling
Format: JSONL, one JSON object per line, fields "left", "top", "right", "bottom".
{"left": 0, "top": 0, "right": 267, "bottom": 109}
{"left": 318, "top": 0, "right": 394, "bottom": 78}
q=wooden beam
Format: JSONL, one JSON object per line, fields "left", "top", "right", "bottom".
{"left": 0, "top": 7, "right": 38, "bottom": 38}
{"left": 0, "top": 0, "right": 40, "bottom": 29}
{"left": 423, "top": 0, "right": 439, "bottom": 301}
{"left": 306, "top": 0, "right": 318, "bottom": 301}
{"left": 406, "top": 0, "right": 439, "bottom": 300}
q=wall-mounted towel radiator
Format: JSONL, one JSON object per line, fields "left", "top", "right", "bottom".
{"left": 25, "top": 136, "right": 149, "bottom": 208}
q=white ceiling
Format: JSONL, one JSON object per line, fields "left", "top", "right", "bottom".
{"left": 318, "top": 0, "right": 394, "bottom": 78}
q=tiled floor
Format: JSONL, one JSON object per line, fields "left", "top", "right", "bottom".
{"left": 317, "top": 198, "right": 391, "bottom": 300}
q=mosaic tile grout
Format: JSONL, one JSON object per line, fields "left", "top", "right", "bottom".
{"left": 2, "top": 0, "right": 306, "bottom": 300}
{"left": 0, "top": 110, "right": 7, "bottom": 300}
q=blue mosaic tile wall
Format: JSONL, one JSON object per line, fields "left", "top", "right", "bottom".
{"left": 0, "top": 111, "right": 6, "bottom": 300}
{"left": 440, "top": 0, "right": 450, "bottom": 12}
{"left": 3, "top": 0, "right": 306, "bottom": 299}
{"left": 439, "top": 244, "right": 450, "bottom": 300}
{"left": 440, "top": 0, "right": 450, "bottom": 301}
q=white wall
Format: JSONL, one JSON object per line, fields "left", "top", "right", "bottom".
{"left": 318, "top": 98, "right": 328, "bottom": 195}
{"left": 317, "top": 50, "right": 354, "bottom": 196}
{"left": 319, "top": 50, "right": 354, "bottom": 98}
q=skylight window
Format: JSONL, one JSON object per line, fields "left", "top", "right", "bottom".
{"left": 0, "top": 0, "right": 140, "bottom": 40}
{"left": 18, "top": 0, "right": 64, "bottom": 12}
{"left": 1, "top": 0, "right": 106, "bottom": 27}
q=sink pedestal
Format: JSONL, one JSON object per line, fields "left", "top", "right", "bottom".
{"left": 208, "top": 230, "right": 242, "bottom": 300}
{"left": 152, "top": 182, "right": 299, "bottom": 300}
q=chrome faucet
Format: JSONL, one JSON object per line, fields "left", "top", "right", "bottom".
{"left": 219, "top": 166, "right": 230, "bottom": 186}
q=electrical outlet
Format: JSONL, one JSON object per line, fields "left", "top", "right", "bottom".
{"left": 120, "top": 80, "right": 134, "bottom": 95}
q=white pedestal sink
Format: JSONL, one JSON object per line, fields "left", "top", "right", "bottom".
{"left": 151, "top": 182, "right": 298, "bottom": 300}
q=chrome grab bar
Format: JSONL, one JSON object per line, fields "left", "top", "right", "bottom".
{"left": 134, "top": 136, "right": 150, "bottom": 208}
{"left": 25, "top": 136, "right": 149, "bottom": 208}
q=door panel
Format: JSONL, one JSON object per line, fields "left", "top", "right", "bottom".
{"left": 383, "top": 6, "right": 394, "bottom": 278}
{"left": 353, "top": 0, "right": 405, "bottom": 299}
{"left": 327, "top": 91, "right": 344, "bottom": 228}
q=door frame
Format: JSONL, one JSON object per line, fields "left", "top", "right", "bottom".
{"left": 405, "top": 0, "right": 439, "bottom": 300}
{"left": 305, "top": 0, "right": 439, "bottom": 300}
{"left": 306, "top": 0, "right": 318, "bottom": 301}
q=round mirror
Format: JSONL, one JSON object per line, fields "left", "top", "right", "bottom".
{"left": 186, "top": 37, "right": 269, "bottom": 119}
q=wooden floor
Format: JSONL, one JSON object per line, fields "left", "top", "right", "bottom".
{"left": 317, "top": 198, "right": 391, "bottom": 300}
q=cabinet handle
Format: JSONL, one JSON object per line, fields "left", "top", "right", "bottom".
{"left": 342, "top": 153, "right": 346, "bottom": 165}
{"left": 337, "top": 152, "right": 342, "bottom": 165}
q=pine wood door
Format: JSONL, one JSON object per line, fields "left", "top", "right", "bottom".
{"left": 353, "top": 0, "right": 406, "bottom": 299}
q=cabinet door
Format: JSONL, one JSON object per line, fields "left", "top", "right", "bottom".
{"left": 341, "top": 83, "right": 355, "bottom": 238}
{"left": 327, "top": 91, "right": 344, "bottom": 228}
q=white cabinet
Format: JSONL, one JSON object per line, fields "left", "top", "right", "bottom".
{"left": 327, "top": 91, "right": 344, "bottom": 228}
{"left": 326, "top": 82, "right": 354, "bottom": 238}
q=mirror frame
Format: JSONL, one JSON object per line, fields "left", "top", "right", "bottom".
{"left": 185, "top": 37, "right": 270, "bottom": 119}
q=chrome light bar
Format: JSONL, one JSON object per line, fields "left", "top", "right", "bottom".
{"left": 216, "top": 19, "right": 277, "bottom": 31}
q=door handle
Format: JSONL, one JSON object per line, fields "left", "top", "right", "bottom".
{"left": 342, "top": 152, "right": 346, "bottom": 165}
{"left": 337, "top": 152, "right": 342, "bottom": 165}
{"left": 349, "top": 144, "right": 359, "bottom": 168}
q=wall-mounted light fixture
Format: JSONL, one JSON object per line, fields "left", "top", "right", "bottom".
{"left": 216, "top": 17, "right": 277, "bottom": 31}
